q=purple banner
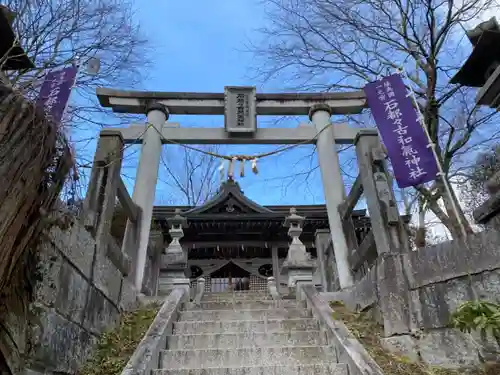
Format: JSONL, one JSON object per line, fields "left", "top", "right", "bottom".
{"left": 363, "top": 74, "right": 439, "bottom": 188}
{"left": 36, "top": 65, "right": 78, "bottom": 124}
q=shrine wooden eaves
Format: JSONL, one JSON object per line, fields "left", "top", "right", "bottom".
{"left": 152, "top": 181, "right": 371, "bottom": 248}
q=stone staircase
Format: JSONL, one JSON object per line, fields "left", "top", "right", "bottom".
{"left": 153, "top": 290, "right": 349, "bottom": 375}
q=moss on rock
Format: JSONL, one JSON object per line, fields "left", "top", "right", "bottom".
{"left": 78, "top": 303, "right": 160, "bottom": 375}
{"left": 329, "top": 301, "right": 500, "bottom": 375}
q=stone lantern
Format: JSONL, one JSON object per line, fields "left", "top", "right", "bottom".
{"left": 281, "top": 208, "right": 316, "bottom": 299}
{"left": 158, "top": 209, "right": 190, "bottom": 296}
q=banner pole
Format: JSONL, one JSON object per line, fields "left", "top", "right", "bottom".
{"left": 59, "top": 58, "right": 81, "bottom": 132}
{"left": 398, "top": 69, "right": 468, "bottom": 240}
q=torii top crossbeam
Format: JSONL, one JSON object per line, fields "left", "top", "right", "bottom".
{"left": 96, "top": 87, "right": 367, "bottom": 116}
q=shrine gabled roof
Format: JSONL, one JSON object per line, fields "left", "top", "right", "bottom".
{"left": 151, "top": 179, "right": 371, "bottom": 223}
{"left": 183, "top": 180, "right": 273, "bottom": 215}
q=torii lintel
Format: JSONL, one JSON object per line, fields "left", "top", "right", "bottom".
{"left": 96, "top": 87, "right": 367, "bottom": 116}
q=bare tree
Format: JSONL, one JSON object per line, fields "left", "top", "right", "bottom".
{"left": 158, "top": 145, "right": 223, "bottom": 206}
{"left": 3, "top": 0, "right": 147, "bottom": 84}
{"left": 251, "top": 0, "right": 500, "bottom": 239}
{"left": 1, "top": 0, "right": 150, "bottom": 203}
{"left": 3, "top": 1, "right": 147, "bottom": 149}
{"left": 4, "top": 0, "right": 147, "bottom": 102}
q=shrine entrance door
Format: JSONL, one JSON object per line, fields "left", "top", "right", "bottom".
{"left": 209, "top": 261, "right": 250, "bottom": 293}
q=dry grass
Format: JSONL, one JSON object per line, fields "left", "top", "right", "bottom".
{"left": 330, "top": 301, "right": 500, "bottom": 375}
{"left": 78, "top": 303, "right": 160, "bottom": 375}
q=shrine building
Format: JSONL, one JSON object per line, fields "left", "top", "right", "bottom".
{"left": 151, "top": 179, "right": 375, "bottom": 294}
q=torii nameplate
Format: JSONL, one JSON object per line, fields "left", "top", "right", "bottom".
{"left": 224, "top": 86, "right": 257, "bottom": 133}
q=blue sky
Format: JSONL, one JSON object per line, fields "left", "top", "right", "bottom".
{"left": 66, "top": 0, "right": 496, "bottom": 233}
{"left": 62, "top": 0, "right": 500, "bottom": 245}
{"left": 137, "top": 1, "right": 265, "bottom": 91}
{"left": 84, "top": 0, "right": 359, "bottom": 207}
{"left": 70, "top": 0, "right": 486, "bottom": 213}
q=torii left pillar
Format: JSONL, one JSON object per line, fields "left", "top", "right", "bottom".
{"left": 123, "top": 102, "right": 168, "bottom": 292}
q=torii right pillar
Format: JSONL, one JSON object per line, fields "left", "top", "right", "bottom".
{"left": 310, "top": 104, "right": 353, "bottom": 289}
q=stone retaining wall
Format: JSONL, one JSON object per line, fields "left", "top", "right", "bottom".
{"left": 321, "top": 228, "right": 500, "bottom": 368}
{"left": 3, "top": 218, "right": 141, "bottom": 375}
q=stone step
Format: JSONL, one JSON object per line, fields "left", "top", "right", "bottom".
{"left": 206, "top": 290, "right": 270, "bottom": 295}
{"left": 190, "top": 300, "right": 304, "bottom": 310}
{"left": 203, "top": 291, "right": 271, "bottom": 296}
{"left": 179, "top": 308, "right": 311, "bottom": 322}
{"left": 173, "top": 318, "right": 319, "bottom": 334}
{"left": 160, "top": 346, "right": 337, "bottom": 368}
{"left": 153, "top": 363, "right": 348, "bottom": 375}
{"left": 199, "top": 297, "right": 276, "bottom": 304}
{"left": 202, "top": 292, "right": 273, "bottom": 301}
{"left": 167, "top": 330, "right": 327, "bottom": 350}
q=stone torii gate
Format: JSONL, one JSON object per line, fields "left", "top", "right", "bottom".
{"left": 95, "top": 86, "right": 367, "bottom": 291}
